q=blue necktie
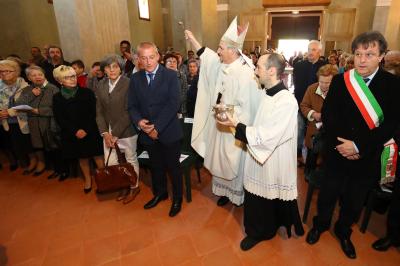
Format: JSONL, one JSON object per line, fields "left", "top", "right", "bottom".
{"left": 363, "top": 78, "right": 370, "bottom": 84}
{"left": 147, "top": 73, "right": 154, "bottom": 86}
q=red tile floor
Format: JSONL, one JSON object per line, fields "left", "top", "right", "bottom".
{"left": 0, "top": 164, "right": 399, "bottom": 266}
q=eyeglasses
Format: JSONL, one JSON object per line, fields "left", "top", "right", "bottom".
{"left": 0, "top": 70, "right": 15, "bottom": 74}
{"left": 63, "top": 74, "right": 77, "bottom": 80}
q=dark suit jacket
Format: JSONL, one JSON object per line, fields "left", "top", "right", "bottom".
{"left": 322, "top": 68, "right": 400, "bottom": 177}
{"left": 293, "top": 59, "right": 326, "bottom": 104}
{"left": 95, "top": 76, "right": 137, "bottom": 139}
{"left": 128, "top": 65, "right": 182, "bottom": 145}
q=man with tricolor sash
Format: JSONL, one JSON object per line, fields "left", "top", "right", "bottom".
{"left": 306, "top": 31, "right": 400, "bottom": 259}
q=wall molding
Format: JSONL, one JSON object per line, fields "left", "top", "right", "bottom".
{"left": 217, "top": 4, "right": 228, "bottom": 11}
{"left": 376, "top": 0, "right": 392, "bottom": 7}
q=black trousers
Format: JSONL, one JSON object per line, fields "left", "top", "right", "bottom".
{"left": 313, "top": 168, "right": 375, "bottom": 239}
{"left": 244, "top": 189, "right": 304, "bottom": 240}
{"left": 387, "top": 177, "right": 400, "bottom": 243}
{"left": 146, "top": 140, "right": 182, "bottom": 200}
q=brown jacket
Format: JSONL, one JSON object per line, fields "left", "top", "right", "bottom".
{"left": 95, "top": 76, "right": 137, "bottom": 139}
{"left": 300, "top": 82, "right": 325, "bottom": 149}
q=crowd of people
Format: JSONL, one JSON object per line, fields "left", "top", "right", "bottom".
{"left": 1, "top": 15, "right": 400, "bottom": 260}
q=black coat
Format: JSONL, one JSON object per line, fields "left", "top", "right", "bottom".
{"left": 322, "top": 69, "right": 400, "bottom": 178}
{"left": 53, "top": 87, "right": 103, "bottom": 159}
{"left": 293, "top": 59, "right": 326, "bottom": 104}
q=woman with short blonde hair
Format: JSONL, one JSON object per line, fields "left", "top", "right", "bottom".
{"left": 52, "top": 65, "right": 103, "bottom": 192}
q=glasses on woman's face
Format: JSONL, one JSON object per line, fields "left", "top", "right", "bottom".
{"left": 63, "top": 74, "right": 77, "bottom": 80}
{"left": 0, "top": 70, "right": 15, "bottom": 74}
{"left": 166, "top": 60, "right": 177, "bottom": 65}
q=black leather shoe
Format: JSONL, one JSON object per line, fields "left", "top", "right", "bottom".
{"left": 240, "top": 236, "right": 262, "bottom": 251}
{"left": 47, "top": 172, "right": 59, "bottom": 179}
{"left": 144, "top": 194, "right": 168, "bottom": 209}
{"left": 23, "top": 168, "right": 35, "bottom": 175}
{"left": 33, "top": 168, "right": 46, "bottom": 176}
{"left": 338, "top": 237, "right": 356, "bottom": 259}
{"left": 372, "top": 237, "right": 399, "bottom": 251}
{"left": 84, "top": 187, "right": 92, "bottom": 194}
{"left": 58, "top": 172, "right": 69, "bottom": 181}
{"left": 217, "top": 196, "right": 230, "bottom": 206}
{"left": 169, "top": 199, "right": 182, "bottom": 217}
{"left": 306, "top": 227, "right": 322, "bottom": 245}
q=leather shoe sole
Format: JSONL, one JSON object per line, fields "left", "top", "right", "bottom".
{"left": 144, "top": 194, "right": 168, "bottom": 209}
{"left": 372, "top": 237, "right": 399, "bottom": 251}
{"left": 240, "top": 236, "right": 262, "bottom": 251}
{"left": 338, "top": 238, "right": 356, "bottom": 259}
{"left": 58, "top": 173, "right": 69, "bottom": 182}
{"left": 47, "top": 172, "right": 59, "bottom": 179}
{"left": 33, "top": 168, "right": 46, "bottom": 176}
{"left": 217, "top": 196, "right": 230, "bottom": 206}
{"left": 334, "top": 229, "right": 356, "bottom": 259}
{"left": 169, "top": 201, "right": 182, "bottom": 217}
{"left": 306, "top": 228, "right": 321, "bottom": 245}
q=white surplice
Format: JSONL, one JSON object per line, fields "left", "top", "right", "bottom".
{"left": 244, "top": 89, "right": 298, "bottom": 201}
{"left": 191, "top": 48, "right": 261, "bottom": 205}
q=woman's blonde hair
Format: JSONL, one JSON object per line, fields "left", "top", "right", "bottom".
{"left": 53, "top": 65, "right": 75, "bottom": 82}
{"left": 0, "top": 59, "right": 21, "bottom": 76}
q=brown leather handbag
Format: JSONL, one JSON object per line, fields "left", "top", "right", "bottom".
{"left": 94, "top": 143, "right": 137, "bottom": 193}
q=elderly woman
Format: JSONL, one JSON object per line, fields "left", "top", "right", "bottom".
{"left": 186, "top": 59, "right": 200, "bottom": 118}
{"left": 96, "top": 55, "right": 139, "bottom": 203}
{"left": 15, "top": 65, "right": 59, "bottom": 176}
{"left": 164, "top": 53, "right": 188, "bottom": 117}
{"left": 300, "top": 64, "right": 338, "bottom": 174}
{"left": 345, "top": 55, "right": 354, "bottom": 71}
{"left": 0, "top": 60, "right": 35, "bottom": 174}
{"left": 52, "top": 65, "right": 103, "bottom": 193}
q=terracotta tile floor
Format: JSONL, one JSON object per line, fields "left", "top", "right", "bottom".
{"left": 0, "top": 164, "right": 399, "bottom": 266}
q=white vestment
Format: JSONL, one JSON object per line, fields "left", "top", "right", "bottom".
{"left": 191, "top": 48, "right": 261, "bottom": 205}
{"left": 244, "top": 88, "right": 299, "bottom": 201}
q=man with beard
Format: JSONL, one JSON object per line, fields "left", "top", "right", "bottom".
{"left": 41, "top": 45, "right": 70, "bottom": 87}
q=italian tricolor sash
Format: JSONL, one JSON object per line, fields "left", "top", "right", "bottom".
{"left": 344, "top": 69, "right": 397, "bottom": 184}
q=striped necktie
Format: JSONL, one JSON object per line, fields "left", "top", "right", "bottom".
{"left": 147, "top": 73, "right": 154, "bottom": 86}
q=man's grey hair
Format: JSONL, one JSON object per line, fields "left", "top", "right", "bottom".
{"left": 25, "top": 65, "right": 45, "bottom": 76}
{"left": 100, "top": 54, "right": 125, "bottom": 72}
{"left": 309, "top": 40, "right": 322, "bottom": 51}
{"left": 136, "top": 42, "right": 159, "bottom": 55}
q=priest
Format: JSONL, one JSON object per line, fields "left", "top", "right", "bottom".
{"left": 218, "top": 53, "right": 304, "bottom": 250}
{"left": 184, "top": 17, "right": 261, "bottom": 206}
